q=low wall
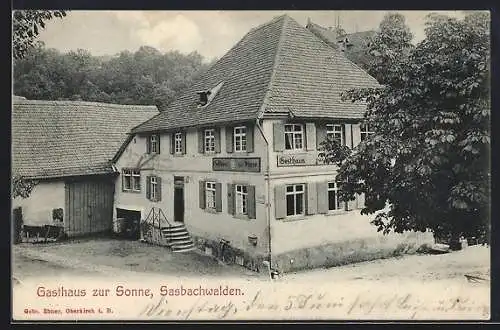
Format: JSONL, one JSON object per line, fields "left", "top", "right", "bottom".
{"left": 191, "top": 235, "right": 269, "bottom": 273}
{"left": 272, "top": 230, "right": 435, "bottom": 273}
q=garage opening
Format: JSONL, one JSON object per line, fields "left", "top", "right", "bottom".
{"left": 115, "top": 208, "right": 141, "bottom": 240}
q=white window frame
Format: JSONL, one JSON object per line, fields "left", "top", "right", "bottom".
{"left": 174, "top": 132, "right": 183, "bottom": 154}
{"left": 205, "top": 181, "right": 217, "bottom": 210}
{"left": 360, "top": 124, "right": 374, "bottom": 142}
{"left": 204, "top": 129, "right": 216, "bottom": 153}
{"left": 235, "top": 184, "right": 248, "bottom": 215}
{"left": 123, "top": 169, "right": 132, "bottom": 191}
{"left": 284, "top": 124, "right": 304, "bottom": 151}
{"left": 234, "top": 126, "right": 247, "bottom": 152}
{"left": 150, "top": 134, "right": 159, "bottom": 153}
{"left": 285, "top": 184, "right": 305, "bottom": 217}
{"left": 327, "top": 181, "right": 342, "bottom": 211}
{"left": 132, "top": 169, "right": 141, "bottom": 192}
{"left": 150, "top": 176, "right": 158, "bottom": 200}
{"left": 326, "top": 124, "right": 344, "bottom": 145}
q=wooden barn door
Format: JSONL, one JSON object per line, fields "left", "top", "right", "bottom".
{"left": 65, "top": 176, "right": 115, "bottom": 237}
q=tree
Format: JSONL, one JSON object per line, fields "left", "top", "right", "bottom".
{"left": 12, "top": 174, "right": 38, "bottom": 199}
{"left": 366, "top": 12, "right": 414, "bottom": 85}
{"left": 320, "top": 12, "right": 490, "bottom": 246}
{"left": 12, "top": 10, "right": 67, "bottom": 60}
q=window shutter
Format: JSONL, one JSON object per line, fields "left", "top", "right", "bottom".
{"left": 247, "top": 185, "right": 256, "bottom": 219}
{"left": 316, "top": 124, "right": 327, "bottom": 150}
{"left": 273, "top": 123, "right": 285, "bottom": 152}
{"left": 226, "top": 126, "right": 233, "bottom": 153}
{"left": 146, "top": 176, "right": 151, "bottom": 200}
{"left": 157, "top": 134, "right": 161, "bottom": 154}
{"left": 274, "top": 185, "right": 286, "bottom": 219}
{"left": 346, "top": 198, "right": 356, "bottom": 211}
{"left": 157, "top": 177, "right": 162, "bottom": 202}
{"left": 306, "top": 182, "right": 317, "bottom": 215}
{"left": 199, "top": 180, "right": 206, "bottom": 209}
{"left": 305, "top": 123, "right": 316, "bottom": 151}
{"left": 181, "top": 131, "right": 187, "bottom": 154}
{"left": 227, "top": 183, "right": 235, "bottom": 215}
{"left": 215, "top": 127, "right": 221, "bottom": 153}
{"left": 344, "top": 124, "right": 353, "bottom": 148}
{"left": 316, "top": 181, "right": 328, "bottom": 214}
{"left": 169, "top": 133, "right": 174, "bottom": 154}
{"left": 352, "top": 124, "right": 361, "bottom": 148}
{"left": 198, "top": 129, "right": 204, "bottom": 153}
{"left": 215, "top": 182, "right": 222, "bottom": 212}
{"left": 357, "top": 193, "right": 365, "bottom": 209}
{"left": 146, "top": 136, "right": 151, "bottom": 154}
{"left": 246, "top": 124, "right": 254, "bottom": 153}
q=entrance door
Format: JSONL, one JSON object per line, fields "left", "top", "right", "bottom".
{"left": 173, "top": 176, "right": 184, "bottom": 223}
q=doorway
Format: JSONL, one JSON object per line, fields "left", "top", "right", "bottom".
{"left": 116, "top": 208, "right": 141, "bottom": 239}
{"left": 174, "top": 176, "right": 184, "bottom": 223}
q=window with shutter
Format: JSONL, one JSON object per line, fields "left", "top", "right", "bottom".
{"left": 215, "top": 182, "right": 222, "bottom": 212}
{"left": 285, "top": 184, "right": 305, "bottom": 216}
{"left": 205, "top": 181, "right": 217, "bottom": 210}
{"left": 226, "top": 126, "right": 234, "bottom": 153}
{"left": 199, "top": 180, "right": 206, "bottom": 209}
{"left": 274, "top": 185, "right": 286, "bottom": 219}
{"left": 273, "top": 123, "right": 285, "bottom": 152}
{"left": 227, "top": 183, "right": 235, "bottom": 215}
{"left": 198, "top": 129, "right": 204, "bottom": 154}
{"left": 157, "top": 177, "right": 162, "bottom": 202}
{"left": 234, "top": 126, "right": 247, "bottom": 152}
{"left": 215, "top": 128, "right": 221, "bottom": 153}
{"left": 246, "top": 125, "right": 254, "bottom": 153}
{"left": 247, "top": 185, "right": 256, "bottom": 219}
{"left": 316, "top": 124, "right": 327, "bottom": 150}
{"left": 146, "top": 176, "right": 151, "bottom": 200}
{"left": 306, "top": 182, "right": 317, "bottom": 215}
{"left": 316, "top": 181, "right": 328, "bottom": 214}
{"left": 305, "top": 123, "right": 316, "bottom": 151}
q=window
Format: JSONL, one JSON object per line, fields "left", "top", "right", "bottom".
{"left": 123, "top": 169, "right": 132, "bottom": 191}
{"left": 326, "top": 124, "right": 344, "bottom": 145}
{"left": 360, "top": 124, "right": 374, "bottom": 142}
{"left": 204, "top": 129, "right": 215, "bottom": 153}
{"left": 205, "top": 181, "right": 217, "bottom": 210}
{"left": 150, "top": 135, "right": 159, "bottom": 153}
{"left": 235, "top": 184, "right": 248, "bottom": 215}
{"left": 234, "top": 126, "right": 247, "bottom": 152}
{"left": 132, "top": 170, "right": 141, "bottom": 191}
{"left": 284, "top": 124, "right": 304, "bottom": 150}
{"left": 123, "top": 169, "right": 141, "bottom": 192}
{"left": 174, "top": 132, "right": 183, "bottom": 154}
{"left": 150, "top": 176, "right": 158, "bottom": 200}
{"left": 328, "top": 181, "right": 342, "bottom": 211}
{"left": 286, "top": 184, "right": 305, "bottom": 216}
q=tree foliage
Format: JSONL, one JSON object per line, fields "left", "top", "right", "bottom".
{"left": 12, "top": 10, "right": 67, "bottom": 60}
{"left": 12, "top": 174, "right": 39, "bottom": 199}
{"left": 13, "top": 44, "right": 211, "bottom": 109}
{"left": 321, "top": 12, "right": 491, "bottom": 244}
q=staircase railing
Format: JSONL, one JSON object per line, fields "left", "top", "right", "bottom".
{"left": 140, "top": 207, "right": 173, "bottom": 246}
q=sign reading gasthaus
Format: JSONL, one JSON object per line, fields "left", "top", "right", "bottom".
{"left": 212, "top": 157, "right": 261, "bottom": 172}
{"left": 277, "top": 153, "right": 322, "bottom": 167}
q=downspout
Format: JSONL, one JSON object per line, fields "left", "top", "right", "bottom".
{"left": 255, "top": 118, "right": 272, "bottom": 269}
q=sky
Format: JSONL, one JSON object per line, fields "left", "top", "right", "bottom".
{"left": 36, "top": 10, "right": 469, "bottom": 62}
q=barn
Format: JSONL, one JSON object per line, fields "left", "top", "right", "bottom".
{"left": 12, "top": 99, "right": 158, "bottom": 238}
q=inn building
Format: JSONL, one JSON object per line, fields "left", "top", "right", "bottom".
{"left": 112, "top": 15, "right": 433, "bottom": 273}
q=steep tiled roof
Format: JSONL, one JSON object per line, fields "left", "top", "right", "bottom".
{"left": 132, "top": 14, "right": 380, "bottom": 134}
{"left": 12, "top": 100, "right": 159, "bottom": 179}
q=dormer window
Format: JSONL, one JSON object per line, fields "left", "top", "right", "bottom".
{"left": 197, "top": 90, "right": 211, "bottom": 106}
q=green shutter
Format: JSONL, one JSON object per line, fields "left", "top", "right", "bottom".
{"left": 306, "top": 182, "right": 317, "bottom": 215}
{"left": 317, "top": 181, "right": 328, "bottom": 214}
{"left": 352, "top": 124, "right": 361, "bottom": 148}
{"left": 227, "top": 183, "right": 235, "bottom": 215}
{"left": 198, "top": 129, "right": 204, "bottom": 153}
{"left": 274, "top": 185, "right": 286, "bottom": 219}
{"left": 357, "top": 193, "right": 365, "bottom": 209}
{"left": 247, "top": 185, "right": 256, "bottom": 219}
{"left": 316, "top": 124, "right": 327, "bottom": 150}
{"left": 215, "top": 127, "right": 221, "bottom": 153}
{"left": 215, "top": 182, "right": 222, "bottom": 212}
{"left": 169, "top": 133, "right": 174, "bottom": 154}
{"left": 273, "top": 123, "right": 285, "bottom": 152}
{"left": 344, "top": 124, "right": 353, "bottom": 148}
{"left": 226, "top": 126, "right": 233, "bottom": 153}
{"left": 146, "top": 176, "right": 151, "bottom": 200}
{"left": 246, "top": 124, "right": 254, "bottom": 153}
{"left": 305, "top": 123, "right": 316, "bottom": 151}
{"left": 181, "top": 131, "right": 187, "bottom": 154}
{"left": 157, "top": 177, "right": 162, "bottom": 202}
{"left": 199, "top": 180, "right": 206, "bottom": 209}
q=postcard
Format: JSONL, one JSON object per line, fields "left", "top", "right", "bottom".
{"left": 11, "top": 10, "right": 491, "bottom": 321}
